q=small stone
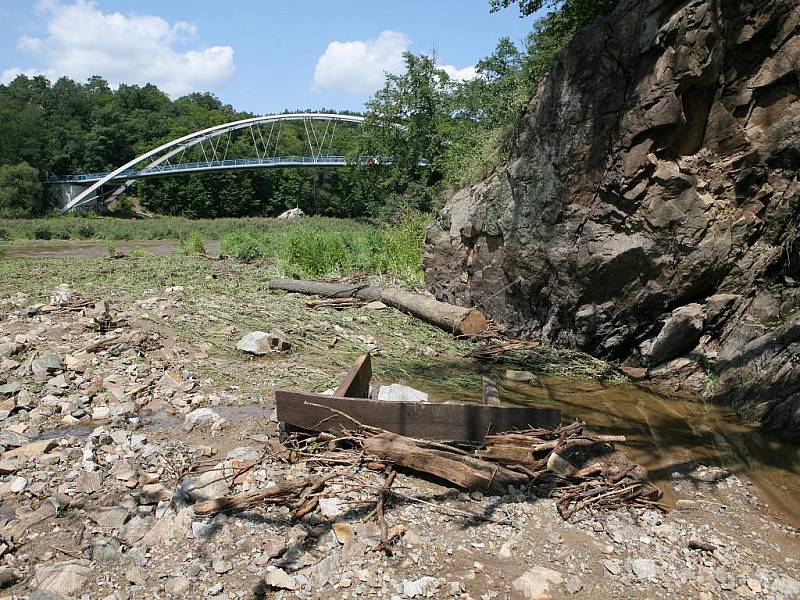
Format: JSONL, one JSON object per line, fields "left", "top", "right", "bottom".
{"left": 4, "top": 439, "right": 56, "bottom": 459}
{"left": 206, "top": 582, "right": 223, "bottom": 596}
{"left": 0, "top": 566, "right": 20, "bottom": 589}
{"left": 631, "top": 558, "right": 659, "bottom": 580}
{"left": 505, "top": 369, "right": 535, "bottom": 382}
{"left": 746, "top": 578, "right": 762, "bottom": 593}
{"left": 512, "top": 566, "right": 564, "bottom": 599}
{"left": 319, "top": 497, "right": 342, "bottom": 518}
{"left": 0, "top": 382, "right": 21, "bottom": 396}
{"left": 263, "top": 567, "right": 297, "bottom": 590}
{"left": 184, "top": 407, "right": 221, "bottom": 432}
{"left": 87, "top": 506, "right": 130, "bottom": 529}
{"left": 166, "top": 575, "right": 191, "bottom": 596}
{"left": 772, "top": 575, "right": 800, "bottom": 596}
{"left": 10, "top": 476, "right": 27, "bottom": 493}
{"left": 402, "top": 576, "right": 439, "bottom": 598}
{"left": 566, "top": 575, "right": 582, "bottom": 594}
{"left": 236, "top": 330, "right": 292, "bottom": 355}
{"left": 212, "top": 557, "right": 232, "bottom": 574}
{"left": 158, "top": 370, "right": 194, "bottom": 393}
{"left": 602, "top": 560, "right": 622, "bottom": 576}
{"left": 92, "top": 405, "right": 111, "bottom": 421}
{"left": 140, "top": 482, "right": 172, "bottom": 503}
{"left": 32, "top": 353, "right": 63, "bottom": 375}
{"left": 365, "top": 301, "right": 388, "bottom": 310}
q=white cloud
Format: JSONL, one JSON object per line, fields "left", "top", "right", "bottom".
{"left": 439, "top": 64, "right": 478, "bottom": 82}
{"left": 313, "top": 30, "right": 409, "bottom": 94}
{"left": 2, "top": 0, "right": 235, "bottom": 96}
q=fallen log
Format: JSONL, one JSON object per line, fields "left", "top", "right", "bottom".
{"left": 362, "top": 432, "right": 527, "bottom": 494}
{"left": 268, "top": 278, "right": 488, "bottom": 336}
{"left": 268, "top": 278, "right": 381, "bottom": 301}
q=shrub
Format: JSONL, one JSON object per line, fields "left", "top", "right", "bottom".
{"left": 178, "top": 231, "right": 206, "bottom": 254}
{"left": 221, "top": 231, "right": 263, "bottom": 262}
{"left": 33, "top": 225, "right": 52, "bottom": 240}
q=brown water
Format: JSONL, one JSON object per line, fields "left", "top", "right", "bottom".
{"left": 1, "top": 240, "right": 221, "bottom": 259}
{"left": 394, "top": 361, "right": 800, "bottom": 527}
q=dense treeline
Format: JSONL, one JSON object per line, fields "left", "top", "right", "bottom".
{"left": 0, "top": 0, "right": 616, "bottom": 219}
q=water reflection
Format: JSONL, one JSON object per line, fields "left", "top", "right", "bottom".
{"left": 386, "top": 360, "right": 800, "bottom": 527}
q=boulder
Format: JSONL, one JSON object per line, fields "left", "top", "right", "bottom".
{"left": 276, "top": 207, "right": 305, "bottom": 220}
{"left": 236, "top": 330, "right": 292, "bottom": 355}
{"left": 646, "top": 304, "right": 705, "bottom": 367}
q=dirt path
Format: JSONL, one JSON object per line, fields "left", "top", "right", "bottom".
{"left": 1, "top": 239, "right": 221, "bottom": 258}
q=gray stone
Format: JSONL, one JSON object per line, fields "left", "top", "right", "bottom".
{"left": 32, "top": 353, "right": 63, "bottom": 375}
{"left": 402, "top": 576, "right": 439, "bottom": 598}
{"left": 165, "top": 575, "right": 191, "bottom": 596}
{"left": 236, "top": 331, "right": 271, "bottom": 355}
{"left": 512, "top": 566, "right": 564, "bottom": 600}
{"left": 87, "top": 506, "right": 130, "bottom": 529}
{"left": 631, "top": 558, "right": 659, "bottom": 580}
{"left": 0, "top": 382, "right": 20, "bottom": 396}
{"left": 0, "top": 430, "right": 29, "bottom": 448}
{"left": 263, "top": 567, "right": 297, "bottom": 590}
{"left": 772, "top": 575, "right": 800, "bottom": 596}
{"left": 212, "top": 557, "right": 232, "bottom": 574}
{"left": 566, "top": 575, "right": 582, "bottom": 594}
{"left": 183, "top": 407, "right": 220, "bottom": 432}
{"left": 0, "top": 565, "right": 20, "bottom": 589}
{"left": 31, "top": 560, "right": 90, "bottom": 597}
{"left": 602, "top": 560, "right": 622, "bottom": 576}
{"left": 646, "top": 304, "right": 705, "bottom": 366}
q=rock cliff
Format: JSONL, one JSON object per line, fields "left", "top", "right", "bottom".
{"left": 424, "top": 0, "right": 800, "bottom": 437}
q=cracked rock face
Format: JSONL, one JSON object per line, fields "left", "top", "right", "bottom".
{"left": 423, "top": 0, "right": 800, "bottom": 437}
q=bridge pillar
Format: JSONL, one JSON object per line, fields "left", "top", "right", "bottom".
{"left": 49, "top": 183, "right": 102, "bottom": 212}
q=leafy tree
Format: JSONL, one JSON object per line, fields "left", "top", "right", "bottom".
{"left": 0, "top": 162, "right": 42, "bottom": 217}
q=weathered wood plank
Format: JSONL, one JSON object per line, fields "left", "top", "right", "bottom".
{"left": 334, "top": 353, "right": 372, "bottom": 399}
{"left": 275, "top": 390, "right": 561, "bottom": 442}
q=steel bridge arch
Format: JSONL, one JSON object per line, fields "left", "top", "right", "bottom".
{"left": 60, "top": 112, "right": 366, "bottom": 213}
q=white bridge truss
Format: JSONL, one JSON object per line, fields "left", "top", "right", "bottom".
{"left": 57, "top": 113, "right": 368, "bottom": 212}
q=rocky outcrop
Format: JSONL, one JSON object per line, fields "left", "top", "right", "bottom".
{"left": 424, "top": 0, "right": 800, "bottom": 436}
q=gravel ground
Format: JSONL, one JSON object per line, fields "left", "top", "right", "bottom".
{"left": 0, "top": 267, "right": 798, "bottom": 600}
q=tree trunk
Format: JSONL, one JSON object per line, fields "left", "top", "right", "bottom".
{"left": 268, "top": 278, "right": 487, "bottom": 336}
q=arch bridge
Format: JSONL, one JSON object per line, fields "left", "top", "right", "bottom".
{"left": 55, "top": 113, "right": 387, "bottom": 212}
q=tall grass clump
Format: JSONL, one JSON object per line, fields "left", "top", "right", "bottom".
{"left": 220, "top": 215, "right": 427, "bottom": 283}
{"left": 177, "top": 230, "right": 206, "bottom": 254}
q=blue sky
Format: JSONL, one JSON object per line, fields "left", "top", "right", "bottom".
{"left": 0, "top": 0, "right": 539, "bottom": 114}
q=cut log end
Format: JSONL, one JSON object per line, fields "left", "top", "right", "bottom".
{"left": 457, "top": 309, "right": 488, "bottom": 336}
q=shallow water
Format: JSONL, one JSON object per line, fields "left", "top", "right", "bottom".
{"left": 393, "top": 360, "right": 800, "bottom": 527}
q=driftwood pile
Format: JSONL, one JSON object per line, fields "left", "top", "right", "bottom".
{"left": 194, "top": 414, "right": 663, "bottom": 533}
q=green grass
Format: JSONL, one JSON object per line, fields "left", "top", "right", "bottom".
{"left": 0, "top": 215, "right": 276, "bottom": 241}
{"left": 221, "top": 214, "right": 427, "bottom": 283}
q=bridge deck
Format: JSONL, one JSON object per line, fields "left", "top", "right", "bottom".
{"left": 50, "top": 156, "right": 389, "bottom": 184}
